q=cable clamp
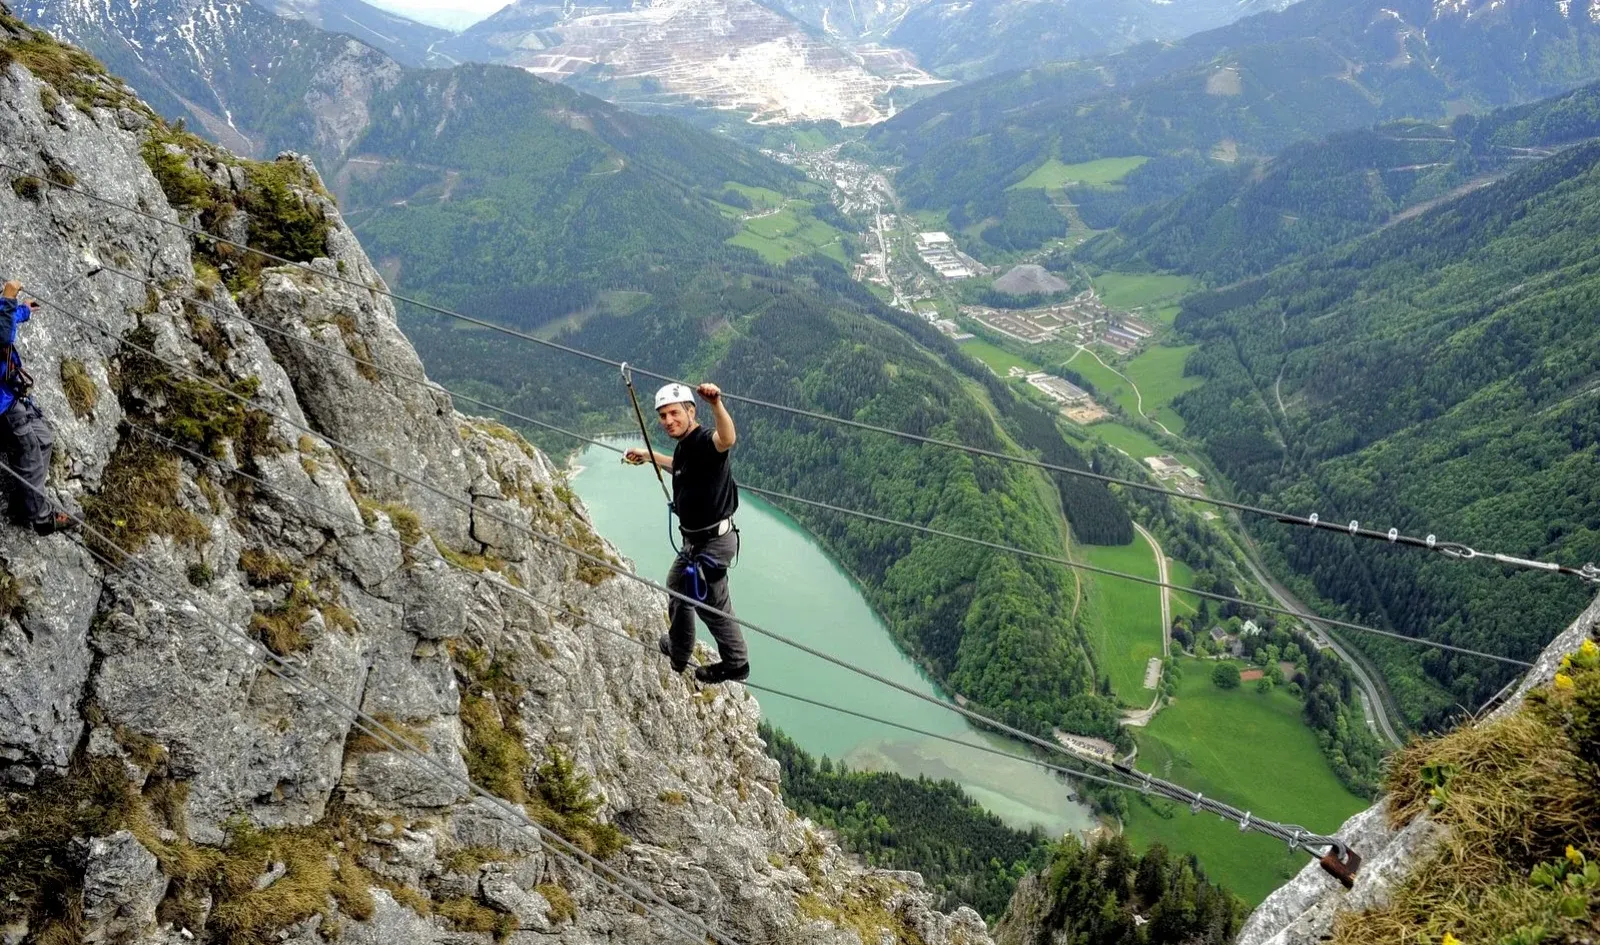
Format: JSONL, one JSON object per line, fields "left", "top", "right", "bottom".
{"left": 1581, "top": 563, "right": 1600, "bottom": 584}
{"left": 1287, "top": 827, "right": 1303, "bottom": 851}
{"left": 1426, "top": 534, "right": 1437, "bottom": 548}
{"left": 1308, "top": 513, "right": 1319, "bottom": 527}
{"left": 1318, "top": 844, "right": 1363, "bottom": 890}
{"left": 1387, "top": 528, "right": 1398, "bottom": 543}
{"left": 1140, "top": 774, "right": 1153, "bottom": 795}
{"left": 1190, "top": 793, "right": 1203, "bottom": 815}
{"left": 1238, "top": 811, "right": 1252, "bottom": 832}
{"left": 1348, "top": 519, "right": 1360, "bottom": 535}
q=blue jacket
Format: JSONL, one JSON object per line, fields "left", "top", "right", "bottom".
{"left": 0, "top": 298, "right": 33, "bottom": 416}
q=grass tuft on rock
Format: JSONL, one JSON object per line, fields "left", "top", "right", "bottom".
{"left": 59, "top": 358, "right": 97, "bottom": 418}
{"left": 453, "top": 648, "right": 626, "bottom": 858}
{"left": 0, "top": 565, "right": 27, "bottom": 621}
{"left": 83, "top": 439, "right": 207, "bottom": 561}
{"left": 0, "top": 756, "right": 139, "bottom": 939}
{"left": 537, "top": 882, "right": 576, "bottom": 922}
{"left": 797, "top": 876, "right": 926, "bottom": 945}
{"left": 435, "top": 896, "right": 518, "bottom": 940}
{"left": 1333, "top": 637, "right": 1600, "bottom": 945}
{"left": 344, "top": 713, "right": 430, "bottom": 756}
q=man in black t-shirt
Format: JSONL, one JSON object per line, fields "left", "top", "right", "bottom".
{"left": 624, "top": 381, "right": 749, "bottom": 684}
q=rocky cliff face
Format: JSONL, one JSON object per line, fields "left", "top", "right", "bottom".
{"left": 0, "top": 19, "right": 991, "bottom": 945}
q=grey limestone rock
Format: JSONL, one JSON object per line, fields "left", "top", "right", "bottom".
{"left": 81, "top": 831, "right": 168, "bottom": 943}
{"left": 0, "top": 37, "right": 995, "bottom": 945}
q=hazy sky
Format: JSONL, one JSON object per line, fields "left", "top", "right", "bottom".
{"left": 366, "top": 0, "right": 510, "bottom": 31}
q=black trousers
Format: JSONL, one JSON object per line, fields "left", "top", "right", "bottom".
{"left": 0, "top": 398, "right": 53, "bottom": 525}
{"left": 664, "top": 527, "right": 748, "bottom": 667}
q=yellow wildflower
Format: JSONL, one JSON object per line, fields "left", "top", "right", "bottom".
{"left": 1554, "top": 673, "right": 1576, "bottom": 692}
{"left": 1562, "top": 655, "right": 1573, "bottom": 670}
{"left": 1442, "top": 934, "right": 1462, "bottom": 945}
{"left": 1579, "top": 638, "right": 1599, "bottom": 665}
{"left": 1568, "top": 845, "right": 1585, "bottom": 866}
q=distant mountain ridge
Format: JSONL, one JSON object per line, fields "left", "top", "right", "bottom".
{"left": 265, "top": 0, "right": 452, "bottom": 66}
{"left": 881, "top": 0, "right": 1297, "bottom": 81}
{"left": 17, "top": 0, "right": 404, "bottom": 159}
{"left": 1081, "top": 80, "right": 1600, "bottom": 282}
{"left": 873, "top": 0, "right": 1600, "bottom": 230}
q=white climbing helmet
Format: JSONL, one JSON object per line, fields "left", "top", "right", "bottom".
{"left": 654, "top": 383, "right": 696, "bottom": 410}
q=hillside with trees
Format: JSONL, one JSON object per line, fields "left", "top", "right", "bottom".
{"left": 866, "top": 0, "right": 1600, "bottom": 252}
{"left": 760, "top": 724, "right": 1054, "bottom": 920}
{"left": 994, "top": 832, "right": 1247, "bottom": 944}
{"left": 1171, "top": 140, "right": 1600, "bottom": 727}
{"left": 1082, "top": 80, "right": 1600, "bottom": 283}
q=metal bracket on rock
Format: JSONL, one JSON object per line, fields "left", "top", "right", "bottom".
{"left": 1318, "top": 845, "right": 1363, "bottom": 890}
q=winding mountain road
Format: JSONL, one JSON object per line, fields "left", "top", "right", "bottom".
{"left": 1236, "top": 548, "right": 1406, "bottom": 748}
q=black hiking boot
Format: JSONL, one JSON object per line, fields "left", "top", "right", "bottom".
{"left": 658, "top": 634, "right": 687, "bottom": 674}
{"left": 694, "top": 661, "right": 750, "bottom": 685}
{"left": 33, "top": 512, "right": 79, "bottom": 537}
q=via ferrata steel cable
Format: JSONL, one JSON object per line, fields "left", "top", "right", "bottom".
{"left": 5, "top": 163, "right": 1593, "bottom": 585}
{"left": 75, "top": 263, "right": 1535, "bottom": 668}
{"left": 36, "top": 290, "right": 1358, "bottom": 876}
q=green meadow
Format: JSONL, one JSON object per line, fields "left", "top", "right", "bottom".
{"left": 1012, "top": 156, "right": 1151, "bottom": 191}
{"left": 1078, "top": 537, "right": 1165, "bottom": 704}
{"left": 1123, "top": 658, "right": 1367, "bottom": 903}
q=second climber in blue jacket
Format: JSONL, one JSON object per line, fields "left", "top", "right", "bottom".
{"left": 0, "top": 279, "right": 74, "bottom": 536}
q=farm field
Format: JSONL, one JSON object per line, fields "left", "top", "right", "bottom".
{"left": 1088, "top": 422, "right": 1168, "bottom": 462}
{"left": 1093, "top": 271, "right": 1196, "bottom": 325}
{"left": 1077, "top": 536, "right": 1164, "bottom": 704}
{"left": 729, "top": 203, "right": 847, "bottom": 265}
{"left": 1166, "top": 557, "right": 1202, "bottom": 618}
{"left": 1012, "top": 156, "right": 1151, "bottom": 191}
{"left": 960, "top": 338, "right": 1040, "bottom": 376}
{"left": 1123, "top": 658, "right": 1367, "bottom": 903}
{"left": 1063, "top": 349, "right": 1139, "bottom": 417}
{"left": 1124, "top": 344, "right": 1203, "bottom": 434}
{"left": 532, "top": 289, "right": 652, "bottom": 340}
{"left": 722, "top": 181, "right": 786, "bottom": 208}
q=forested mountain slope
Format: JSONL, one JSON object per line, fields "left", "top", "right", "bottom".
{"left": 1171, "top": 139, "right": 1600, "bottom": 727}
{"left": 1083, "top": 80, "right": 1600, "bottom": 283}
{"left": 869, "top": 0, "right": 1600, "bottom": 237}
